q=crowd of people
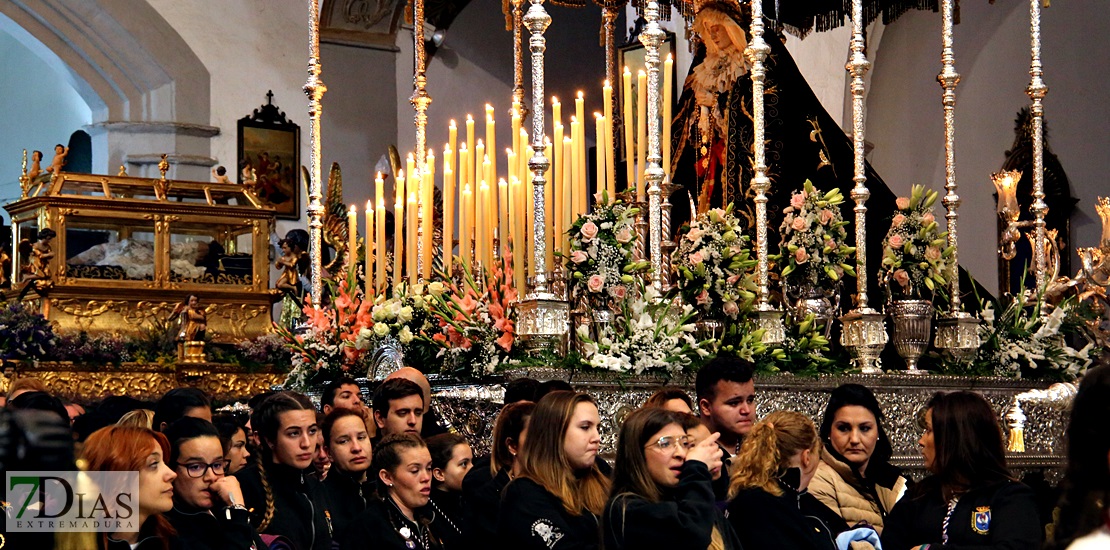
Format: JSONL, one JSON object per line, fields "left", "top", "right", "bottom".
{"left": 3, "top": 356, "right": 1109, "bottom": 550}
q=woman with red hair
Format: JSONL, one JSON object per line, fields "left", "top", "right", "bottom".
{"left": 83, "top": 425, "right": 180, "bottom": 549}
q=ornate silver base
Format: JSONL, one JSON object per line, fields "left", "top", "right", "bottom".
{"left": 840, "top": 308, "right": 887, "bottom": 374}
{"left": 935, "top": 312, "right": 981, "bottom": 363}
{"left": 888, "top": 299, "right": 934, "bottom": 374}
{"left": 515, "top": 295, "right": 570, "bottom": 355}
{"left": 754, "top": 306, "right": 786, "bottom": 345}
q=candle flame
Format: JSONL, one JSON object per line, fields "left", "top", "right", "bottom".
{"left": 604, "top": 79, "right": 610, "bottom": 88}
{"left": 366, "top": 200, "right": 372, "bottom": 210}
{"left": 594, "top": 112, "right": 603, "bottom": 119}
{"left": 552, "top": 96, "right": 559, "bottom": 104}
{"left": 349, "top": 204, "right": 357, "bottom": 213}
{"left": 666, "top": 53, "right": 673, "bottom": 62}
{"left": 499, "top": 178, "right": 508, "bottom": 186}
{"left": 577, "top": 91, "right": 584, "bottom": 99}
{"left": 623, "top": 66, "right": 630, "bottom": 74}
{"left": 467, "top": 114, "right": 474, "bottom": 122}
{"left": 408, "top": 191, "right": 417, "bottom": 201}
{"left": 449, "top": 119, "right": 457, "bottom": 127}
{"left": 463, "top": 182, "right": 471, "bottom": 193}
{"left": 638, "top": 69, "right": 646, "bottom": 76}
{"left": 476, "top": 139, "right": 484, "bottom": 147}
{"left": 376, "top": 171, "right": 383, "bottom": 180}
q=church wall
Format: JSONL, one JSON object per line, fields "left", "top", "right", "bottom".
{"left": 867, "top": 2, "right": 1110, "bottom": 296}
{"left": 0, "top": 28, "right": 92, "bottom": 223}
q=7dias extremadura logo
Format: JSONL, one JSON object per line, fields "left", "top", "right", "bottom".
{"left": 6, "top": 472, "right": 139, "bottom": 532}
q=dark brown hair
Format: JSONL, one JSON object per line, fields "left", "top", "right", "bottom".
{"left": 923, "top": 391, "right": 1012, "bottom": 495}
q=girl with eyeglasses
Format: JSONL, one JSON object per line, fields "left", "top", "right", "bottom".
{"left": 235, "top": 391, "right": 333, "bottom": 550}
{"left": 726, "top": 410, "right": 849, "bottom": 550}
{"left": 427, "top": 433, "right": 474, "bottom": 549}
{"left": 498, "top": 391, "right": 610, "bottom": 550}
{"left": 604, "top": 407, "right": 741, "bottom": 550}
{"left": 339, "top": 433, "right": 441, "bottom": 550}
{"left": 163, "top": 417, "right": 266, "bottom": 550}
{"left": 321, "top": 407, "right": 374, "bottom": 541}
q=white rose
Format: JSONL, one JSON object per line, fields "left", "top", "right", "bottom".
{"left": 413, "top": 296, "right": 425, "bottom": 309}
{"left": 373, "top": 323, "right": 390, "bottom": 337}
{"left": 412, "top": 283, "right": 425, "bottom": 296}
{"left": 399, "top": 325, "right": 414, "bottom": 344}
{"left": 428, "top": 281, "right": 446, "bottom": 297}
{"left": 398, "top": 306, "right": 414, "bottom": 323}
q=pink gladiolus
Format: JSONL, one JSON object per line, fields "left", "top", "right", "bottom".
{"left": 495, "top": 331, "right": 514, "bottom": 352}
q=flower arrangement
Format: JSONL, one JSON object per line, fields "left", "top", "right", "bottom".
{"left": 672, "top": 204, "right": 758, "bottom": 320}
{"left": 774, "top": 180, "right": 856, "bottom": 291}
{"left": 880, "top": 184, "right": 955, "bottom": 300}
{"left": 575, "top": 285, "right": 709, "bottom": 377}
{"left": 956, "top": 288, "right": 1097, "bottom": 380}
{"left": 565, "top": 195, "right": 650, "bottom": 309}
{"left": 0, "top": 302, "right": 55, "bottom": 361}
{"left": 428, "top": 255, "right": 521, "bottom": 379}
{"left": 279, "top": 271, "right": 438, "bottom": 391}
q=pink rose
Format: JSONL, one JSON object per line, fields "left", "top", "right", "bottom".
{"left": 616, "top": 228, "right": 633, "bottom": 244}
{"left": 685, "top": 228, "right": 705, "bottom": 242}
{"left": 688, "top": 251, "right": 705, "bottom": 265}
{"left": 896, "top": 197, "right": 911, "bottom": 210}
{"left": 794, "top": 248, "right": 809, "bottom": 264}
{"left": 892, "top": 214, "right": 906, "bottom": 227}
{"left": 791, "top": 192, "right": 806, "bottom": 209}
{"left": 925, "top": 246, "right": 942, "bottom": 261}
{"left": 696, "top": 290, "right": 710, "bottom": 305}
{"left": 893, "top": 269, "right": 910, "bottom": 288}
{"left": 580, "top": 221, "right": 599, "bottom": 241}
{"left": 570, "top": 250, "right": 588, "bottom": 264}
{"left": 792, "top": 217, "right": 808, "bottom": 232}
{"left": 609, "top": 285, "right": 627, "bottom": 300}
{"left": 587, "top": 274, "right": 605, "bottom": 293}
{"left": 819, "top": 209, "right": 834, "bottom": 225}
{"left": 922, "top": 212, "right": 935, "bottom": 225}
{"left": 889, "top": 234, "right": 905, "bottom": 248}
{"left": 723, "top": 301, "right": 740, "bottom": 317}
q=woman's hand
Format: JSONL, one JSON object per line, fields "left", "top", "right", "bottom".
{"left": 210, "top": 475, "right": 246, "bottom": 508}
{"left": 686, "top": 431, "right": 723, "bottom": 473}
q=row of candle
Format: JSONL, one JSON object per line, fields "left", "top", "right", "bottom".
{"left": 349, "top": 54, "right": 675, "bottom": 295}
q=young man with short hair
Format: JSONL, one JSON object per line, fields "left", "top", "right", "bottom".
{"left": 321, "top": 376, "right": 364, "bottom": 416}
{"left": 695, "top": 355, "right": 757, "bottom": 500}
{"left": 371, "top": 378, "right": 424, "bottom": 438}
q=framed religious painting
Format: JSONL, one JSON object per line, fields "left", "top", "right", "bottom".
{"left": 617, "top": 32, "right": 677, "bottom": 164}
{"left": 238, "top": 91, "right": 301, "bottom": 219}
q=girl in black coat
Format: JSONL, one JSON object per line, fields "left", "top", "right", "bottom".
{"left": 726, "top": 410, "right": 848, "bottom": 550}
{"left": 462, "top": 401, "right": 534, "bottom": 548}
{"left": 235, "top": 392, "right": 333, "bottom": 550}
{"left": 881, "top": 391, "right": 1040, "bottom": 550}
{"left": 339, "top": 433, "right": 441, "bottom": 550}
{"left": 426, "top": 433, "right": 474, "bottom": 550}
{"left": 319, "top": 408, "right": 375, "bottom": 541}
{"left": 604, "top": 408, "right": 741, "bottom": 550}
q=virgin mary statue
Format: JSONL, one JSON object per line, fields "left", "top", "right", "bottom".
{"left": 668, "top": 0, "right": 899, "bottom": 301}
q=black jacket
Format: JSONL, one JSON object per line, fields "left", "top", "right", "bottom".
{"left": 338, "top": 496, "right": 441, "bottom": 550}
{"left": 428, "top": 489, "right": 469, "bottom": 550}
{"left": 881, "top": 479, "right": 1041, "bottom": 550}
{"left": 727, "top": 470, "right": 846, "bottom": 550}
{"left": 461, "top": 460, "right": 507, "bottom": 547}
{"left": 604, "top": 461, "right": 742, "bottom": 550}
{"left": 235, "top": 462, "right": 333, "bottom": 550}
{"left": 712, "top": 444, "right": 734, "bottom": 504}
{"left": 321, "top": 468, "right": 375, "bottom": 541}
{"left": 165, "top": 502, "right": 266, "bottom": 550}
{"left": 497, "top": 477, "right": 600, "bottom": 550}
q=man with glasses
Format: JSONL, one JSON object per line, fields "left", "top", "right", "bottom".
{"left": 164, "top": 417, "right": 267, "bottom": 550}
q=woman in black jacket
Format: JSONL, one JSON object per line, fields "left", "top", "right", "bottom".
{"left": 604, "top": 407, "right": 740, "bottom": 550}
{"left": 163, "top": 417, "right": 267, "bottom": 550}
{"left": 881, "top": 391, "right": 1041, "bottom": 550}
{"left": 320, "top": 407, "right": 374, "bottom": 541}
{"left": 727, "top": 410, "right": 848, "bottom": 550}
{"left": 462, "top": 400, "right": 534, "bottom": 547}
{"left": 427, "top": 433, "right": 474, "bottom": 549}
{"left": 235, "top": 391, "right": 333, "bottom": 550}
{"left": 339, "top": 433, "right": 441, "bottom": 550}
{"left": 497, "top": 391, "right": 610, "bottom": 550}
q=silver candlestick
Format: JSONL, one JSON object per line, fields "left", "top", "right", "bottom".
{"left": 640, "top": 0, "right": 666, "bottom": 292}
{"left": 1027, "top": 0, "right": 1049, "bottom": 295}
{"left": 305, "top": 0, "right": 328, "bottom": 307}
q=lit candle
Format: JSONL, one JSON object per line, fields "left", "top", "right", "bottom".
{"left": 637, "top": 69, "right": 647, "bottom": 202}
{"left": 448, "top": 119, "right": 458, "bottom": 172}
{"left": 479, "top": 180, "right": 491, "bottom": 268}
{"left": 466, "top": 115, "right": 476, "bottom": 187}
{"left": 595, "top": 113, "right": 606, "bottom": 203}
{"left": 554, "top": 127, "right": 564, "bottom": 259}
{"left": 486, "top": 105, "right": 496, "bottom": 194}
{"left": 544, "top": 139, "right": 554, "bottom": 271}
{"left": 506, "top": 150, "right": 517, "bottom": 256}
{"left": 461, "top": 182, "right": 472, "bottom": 268}
{"left": 484, "top": 155, "right": 494, "bottom": 259}
{"left": 575, "top": 92, "right": 586, "bottom": 212}
{"left": 992, "top": 170, "right": 1021, "bottom": 217}
{"left": 511, "top": 108, "right": 522, "bottom": 183}
{"left": 394, "top": 170, "right": 405, "bottom": 288}
{"left": 422, "top": 151, "right": 435, "bottom": 280}
{"left": 571, "top": 117, "right": 582, "bottom": 218}
{"left": 443, "top": 147, "right": 455, "bottom": 275}
{"left": 499, "top": 178, "right": 510, "bottom": 259}
{"left": 407, "top": 153, "right": 416, "bottom": 187}
{"left": 563, "top": 137, "right": 574, "bottom": 256}
{"left": 602, "top": 80, "right": 616, "bottom": 200}
{"left": 365, "top": 200, "right": 373, "bottom": 297}
{"left": 510, "top": 176, "right": 523, "bottom": 290}
{"left": 407, "top": 190, "right": 418, "bottom": 285}
{"left": 623, "top": 66, "right": 634, "bottom": 193}
{"left": 348, "top": 204, "right": 358, "bottom": 278}
{"left": 506, "top": 148, "right": 517, "bottom": 204}
{"left": 552, "top": 97, "right": 562, "bottom": 137}
{"left": 663, "top": 54, "right": 674, "bottom": 180}
{"left": 375, "top": 172, "right": 386, "bottom": 292}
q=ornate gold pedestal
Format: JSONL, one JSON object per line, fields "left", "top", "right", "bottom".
{"left": 179, "top": 341, "right": 207, "bottom": 363}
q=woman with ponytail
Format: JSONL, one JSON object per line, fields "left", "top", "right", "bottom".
{"left": 604, "top": 407, "right": 740, "bottom": 550}
{"left": 234, "top": 391, "right": 333, "bottom": 550}
{"left": 726, "top": 410, "right": 848, "bottom": 550}
{"left": 498, "top": 391, "right": 610, "bottom": 550}
{"left": 463, "top": 400, "right": 535, "bottom": 549}
{"left": 339, "top": 433, "right": 441, "bottom": 550}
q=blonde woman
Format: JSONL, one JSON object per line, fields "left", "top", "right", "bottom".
{"left": 498, "top": 391, "right": 610, "bottom": 550}
{"left": 117, "top": 409, "right": 156, "bottom": 429}
{"left": 727, "top": 410, "right": 849, "bottom": 550}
